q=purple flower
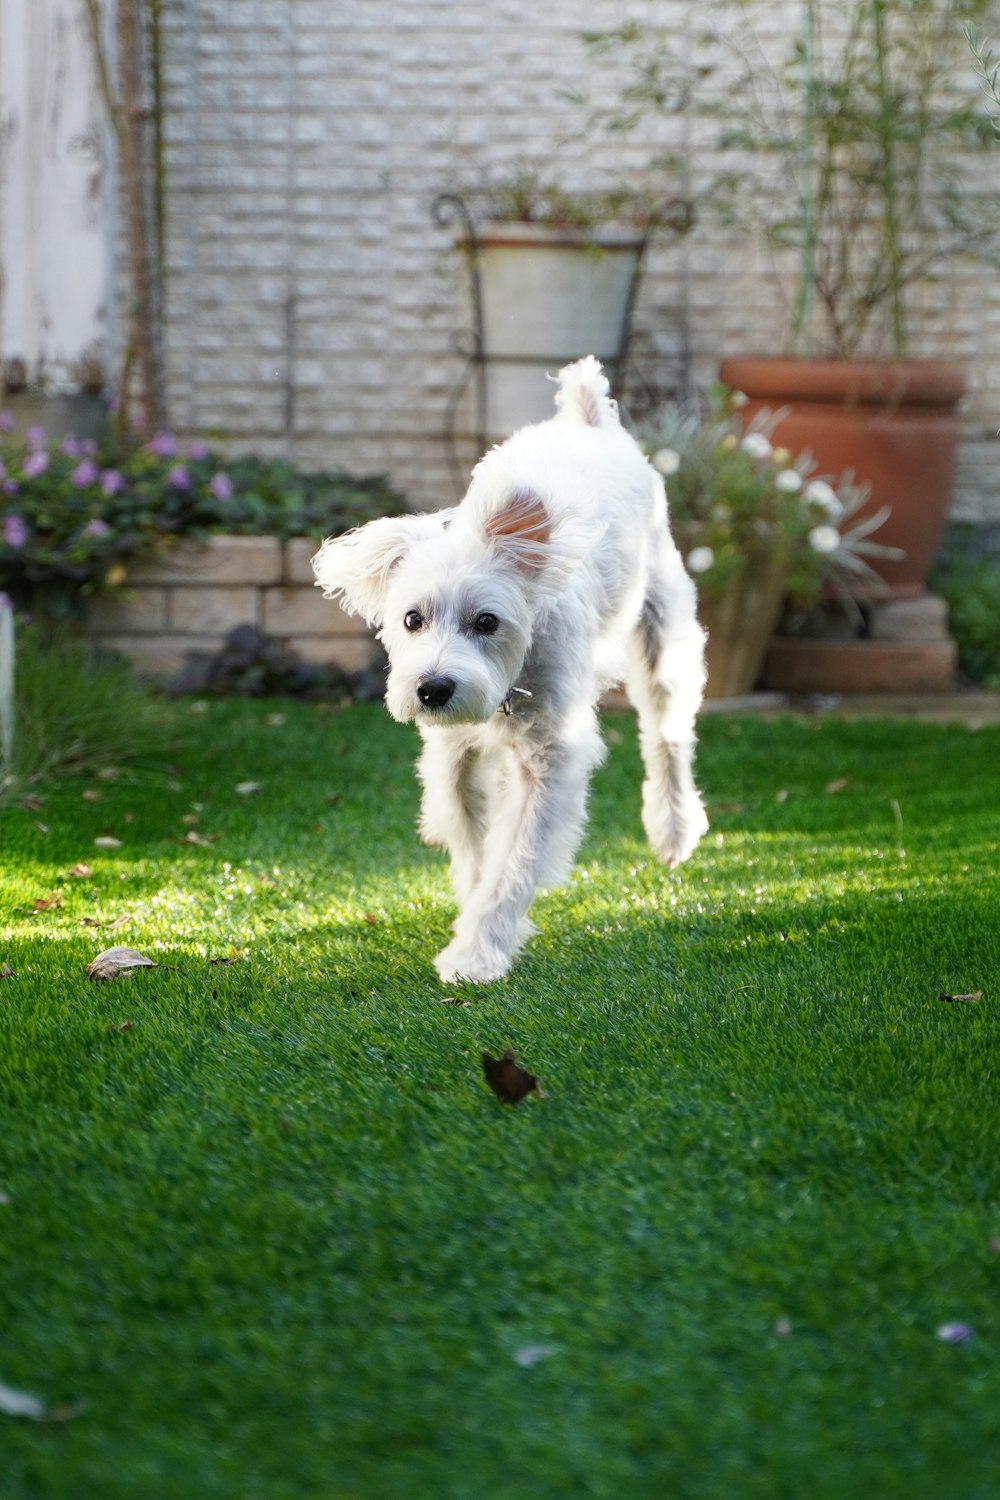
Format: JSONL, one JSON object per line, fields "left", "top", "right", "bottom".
{"left": 0, "top": 411, "right": 13, "bottom": 432}
{"left": 2, "top": 480, "right": 17, "bottom": 497}
{"left": 147, "top": 431, "right": 178, "bottom": 458}
{"left": 26, "top": 426, "right": 46, "bottom": 451}
{"left": 0, "top": 460, "right": 5, "bottom": 481}
{"left": 101, "top": 469, "right": 124, "bottom": 496}
{"left": 187, "top": 441, "right": 209, "bottom": 461}
{"left": 23, "top": 450, "right": 49, "bottom": 479}
{"left": 4, "top": 514, "right": 28, "bottom": 549}
{"left": 167, "top": 464, "right": 190, "bottom": 490}
{"left": 82, "top": 518, "right": 111, "bottom": 538}
{"left": 209, "top": 472, "right": 234, "bottom": 502}
{"left": 60, "top": 435, "right": 82, "bottom": 458}
{"left": 71, "top": 459, "right": 100, "bottom": 487}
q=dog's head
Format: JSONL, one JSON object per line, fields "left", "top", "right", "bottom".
{"left": 312, "top": 484, "right": 582, "bottom": 724}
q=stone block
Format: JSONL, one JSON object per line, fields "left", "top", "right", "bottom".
{"left": 167, "top": 586, "right": 260, "bottom": 634}
{"left": 262, "top": 585, "right": 366, "bottom": 637}
{"left": 86, "top": 588, "right": 169, "bottom": 634}
{"left": 289, "top": 635, "right": 384, "bottom": 673}
{"left": 91, "top": 634, "right": 219, "bottom": 679}
{"left": 127, "top": 535, "right": 282, "bottom": 585}
{"left": 869, "top": 593, "right": 951, "bottom": 642}
{"left": 284, "top": 537, "right": 324, "bottom": 585}
{"left": 761, "top": 638, "right": 958, "bottom": 694}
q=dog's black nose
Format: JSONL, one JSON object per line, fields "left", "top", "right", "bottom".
{"left": 416, "top": 675, "right": 456, "bottom": 709}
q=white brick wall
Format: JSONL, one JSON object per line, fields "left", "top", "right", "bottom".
{"left": 156, "top": 0, "right": 1000, "bottom": 519}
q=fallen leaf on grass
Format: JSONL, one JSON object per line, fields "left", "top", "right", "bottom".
{"left": 209, "top": 951, "right": 244, "bottom": 966}
{"left": 0, "top": 1380, "right": 85, "bottom": 1422}
{"left": 825, "top": 777, "right": 849, "bottom": 794}
{"left": 32, "top": 894, "right": 63, "bottom": 913}
{"left": 94, "top": 836, "right": 122, "bottom": 850}
{"left": 235, "top": 781, "right": 261, "bottom": 797}
{"left": 69, "top": 863, "right": 94, "bottom": 878}
{"left": 85, "top": 946, "right": 157, "bottom": 981}
{"left": 180, "top": 829, "right": 215, "bottom": 847}
{"left": 938, "top": 990, "right": 982, "bottom": 1005}
{"left": 1, "top": 963, "right": 13, "bottom": 980}
{"left": 18, "top": 795, "right": 45, "bottom": 812}
{"left": 81, "top": 788, "right": 102, "bottom": 803}
{"left": 439, "top": 995, "right": 471, "bottom": 1007}
{"left": 482, "top": 1048, "right": 543, "bottom": 1104}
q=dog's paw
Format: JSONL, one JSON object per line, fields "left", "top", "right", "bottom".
{"left": 644, "top": 794, "right": 709, "bottom": 869}
{"left": 434, "top": 940, "right": 511, "bottom": 985}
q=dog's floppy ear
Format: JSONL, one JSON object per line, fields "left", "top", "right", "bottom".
{"left": 312, "top": 511, "right": 449, "bottom": 625}
{"left": 479, "top": 485, "right": 596, "bottom": 593}
{"left": 482, "top": 487, "right": 551, "bottom": 574}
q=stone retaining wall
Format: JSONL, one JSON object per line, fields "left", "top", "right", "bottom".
{"left": 83, "top": 535, "right": 375, "bottom": 679}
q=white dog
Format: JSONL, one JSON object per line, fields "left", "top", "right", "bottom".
{"left": 312, "top": 357, "right": 708, "bottom": 982}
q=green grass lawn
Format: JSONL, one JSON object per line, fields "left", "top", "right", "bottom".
{"left": 1, "top": 699, "right": 998, "bottom": 1499}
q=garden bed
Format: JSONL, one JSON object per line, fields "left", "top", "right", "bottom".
{"left": 82, "top": 534, "right": 376, "bottom": 679}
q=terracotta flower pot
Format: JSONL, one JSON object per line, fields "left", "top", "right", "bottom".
{"left": 718, "top": 356, "right": 967, "bottom": 599}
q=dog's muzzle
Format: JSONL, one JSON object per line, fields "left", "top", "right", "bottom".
{"left": 416, "top": 675, "right": 456, "bottom": 710}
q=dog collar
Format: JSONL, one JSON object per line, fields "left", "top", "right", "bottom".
{"left": 500, "top": 686, "right": 533, "bottom": 716}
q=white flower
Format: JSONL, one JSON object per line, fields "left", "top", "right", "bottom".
{"left": 651, "top": 447, "right": 681, "bottom": 477}
{"left": 731, "top": 389, "right": 749, "bottom": 408}
{"left": 775, "top": 468, "right": 803, "bottom": 493}
{"left": 686, "top": 545, "right": 715, "bottom": 574}
{"left": 804, "top": 479, "right": 844, "bottom": 518}
{"left": 809, "top": 524, "right": 841, "bottom": 554}
{"left": 740, "top": 432, "right": 773, "bottom": 461}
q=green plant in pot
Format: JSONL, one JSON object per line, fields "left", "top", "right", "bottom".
{"left": 638, "top": 386, "right": 899, "bottom": 697}
{"left": 587, "top": 1, "right": 1000, "bottom": 599}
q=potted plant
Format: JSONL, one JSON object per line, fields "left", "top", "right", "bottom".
{"left": 638, "top": 387, "right": 899, "bottom": 697}
{"left": 433, "top": 166, "right": 693, "bottom": 454}
{"left": 586, "top": 2, "right": 1000, "bottom": 599}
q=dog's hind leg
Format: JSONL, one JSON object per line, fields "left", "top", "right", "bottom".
{"left": 417, "top": 729, "right": 491, "bottom": 902}
{"left": 626, "top": 540, "right": 709, "bottom": 868}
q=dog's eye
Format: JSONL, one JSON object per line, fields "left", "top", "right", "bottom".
{"left": 473, "top": 612, "right": 499, "bottom": 635}
{"left": 404, "top": 610, "right": 424, "bottom": 633}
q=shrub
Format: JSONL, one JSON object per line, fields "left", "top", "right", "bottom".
{"left": 0, "top": 416, "right": 406, "bottom": 618}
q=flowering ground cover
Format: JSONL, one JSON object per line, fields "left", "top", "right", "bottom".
{"left": 1, "top": 700, "right": 998, "bottom": 1498}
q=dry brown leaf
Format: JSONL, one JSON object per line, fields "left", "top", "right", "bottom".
{"left": 81, "top": 788, "right": 102, "bottom": 803}
{"left": 482, "top": 1048, "right": 543, "bottom": 1104}
{"left": 938, "top": 990, "right": 982, "bottom": 1005}
{"left": 825, "top": 777, "right": 849, "bottom": 794}
{"left": 32, "top": 894, "right": 63, "bottom": 912}
{"left": 18, "top": 795, "right": 45, "bottom": 812}
{"left": 180, "top": 829, "right": 215, "bottom": 847}
{"left": 69, "top": 863, "right": 93, "bottom": 878}
{"left": 85, "top": 946, "right": 157, "bottom": 981}
{"left": 1, "top": 963, "right": 14, "bottom": 980}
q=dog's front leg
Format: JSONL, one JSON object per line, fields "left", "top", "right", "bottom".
{"left": 434, "top": 725, "right": 603, "bottom": 983}
{"left": 417, "top": 729, "right": 490, "bottom": 903}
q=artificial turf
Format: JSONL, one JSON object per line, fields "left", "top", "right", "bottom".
{"left": 1, "top": 699, "right": 998, "bottom": 1498}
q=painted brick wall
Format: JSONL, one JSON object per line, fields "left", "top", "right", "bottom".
{"left": 157, "top": 0, "right": 1000, "bottom": 521}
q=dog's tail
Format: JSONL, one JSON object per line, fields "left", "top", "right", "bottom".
{"left": 552, "top": 356, "right": 620, "bottom": 428}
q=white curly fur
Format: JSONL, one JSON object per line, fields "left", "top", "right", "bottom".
{"left": 312, "top": 357, "right": 708, "bottom": 983}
